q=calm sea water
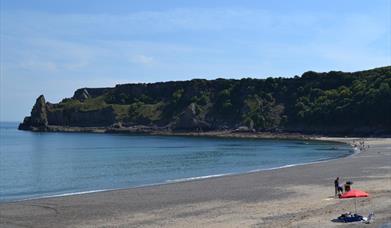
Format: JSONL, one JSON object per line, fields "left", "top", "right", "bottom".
{"left": 0, "top": 122, "right": 352, "bottom": 202}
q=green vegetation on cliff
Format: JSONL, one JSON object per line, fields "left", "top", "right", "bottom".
{"left": 19, "top": 66, "right": 391, "bottom": 135}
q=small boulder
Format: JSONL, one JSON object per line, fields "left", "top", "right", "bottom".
{"left": 233, "top": 125, "right": 255, "bottom": 133}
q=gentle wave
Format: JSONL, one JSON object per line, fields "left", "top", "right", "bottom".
{"left": 10, "top": 189, "right": 115, "bottom": 202}
{"left": 48, "top": 189, "right": 113, "bottom": 198}
{"left": 165, "top": 173, "right": 234, "bottom": 183}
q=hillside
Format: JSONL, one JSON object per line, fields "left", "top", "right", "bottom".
{"left": 19, "top": 66, "right": 391, "bottom": 136}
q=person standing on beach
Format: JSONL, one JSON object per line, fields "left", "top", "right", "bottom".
{"left": 334, "top": 177, "right": 340, "bottom": 196}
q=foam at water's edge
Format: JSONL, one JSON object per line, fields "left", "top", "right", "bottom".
{"left": 6, "top": 189, "right": 115, "bottom": 203}
{"left": 166, "top": 173, "right": 234, "bottom": 183}
{"left": 46, "top": 189, "right": 113, "bottom": 198}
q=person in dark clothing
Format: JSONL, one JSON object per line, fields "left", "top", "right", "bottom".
{"left": 334, "top": 177, "right": 340, "bottom": 196}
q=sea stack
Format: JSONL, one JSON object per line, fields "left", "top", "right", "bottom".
{"left": 18, "top": 95, "right": 48, "bottom": 130}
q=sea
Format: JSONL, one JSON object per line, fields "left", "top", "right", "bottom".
{"left": 0, "top": 122, "right": 353, "bottom": 202}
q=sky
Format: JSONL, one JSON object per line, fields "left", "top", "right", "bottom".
{"left": 0, "top": 0, "right": 390, "bottom": 121}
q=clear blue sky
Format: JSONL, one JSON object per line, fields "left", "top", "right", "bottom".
{"left": 1, "top": 0, "right": 390, "bottom": 121}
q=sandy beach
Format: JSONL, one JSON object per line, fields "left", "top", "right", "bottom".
{"left": 0, "top": 137, "right": 390, "bottom": 227}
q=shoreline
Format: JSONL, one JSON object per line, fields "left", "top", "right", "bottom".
{"left": 0, "top": 136, "right": 354, "bottom": 204}
{"left": 19, "top": 123, "right": 391, "bottom": 138}
{"left": 1, "top": 137, "right": 390, "bottom": 227}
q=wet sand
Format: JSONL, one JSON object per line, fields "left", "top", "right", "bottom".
{"left": 1, "top": 137, "right": 390, "bottom": 227}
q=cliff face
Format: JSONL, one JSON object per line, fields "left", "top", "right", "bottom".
{"left": 19, "top": 66, "right": 391, "bottom": 135}
{"left": 19, "top": 95, "right": 116, "bottom": 130}
{"left": 46, "top": 106, "right": 116, "bottom": 127}
{"left": 174, "top": 103, "right": 211, "bottom": 130}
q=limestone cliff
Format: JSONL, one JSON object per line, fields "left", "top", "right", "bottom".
{"left": 19, "top": 95, "right": 116, "bottom": 130}
{"left": 18, "top": 66, "right": 391, "bottom": 135}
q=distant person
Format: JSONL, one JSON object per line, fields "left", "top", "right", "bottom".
{"left": 334, "top": 177, "right": 340, "bottom": 196}
{"left": 344, "top": 181, "right": 352, "bottom": 192}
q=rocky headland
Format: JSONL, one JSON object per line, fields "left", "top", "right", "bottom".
{"left": 19, "top": 66, "right": 391, "bottom": 136}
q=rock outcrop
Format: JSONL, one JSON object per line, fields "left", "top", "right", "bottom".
{"left": 18, "top": 95, "right": 48, "bottom": 130}
{"left": 174, "top": 103, "right": 210, "bottom": 130}
{"left": 73, "top": 88, "right": 90, "bottom": 101}
{"left": 72, "top": 88, "right": 110, "bottom": 101}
